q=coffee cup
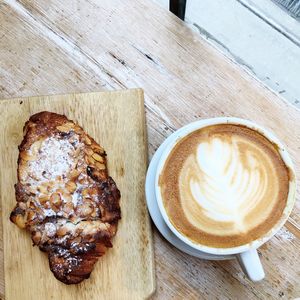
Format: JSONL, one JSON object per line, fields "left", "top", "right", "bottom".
{"left": 155, "top": 117, "right": 296, "bottom": 281}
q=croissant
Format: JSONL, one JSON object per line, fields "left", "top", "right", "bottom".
{"left": 10, "top": 112, "right": 121, "bottom": 284}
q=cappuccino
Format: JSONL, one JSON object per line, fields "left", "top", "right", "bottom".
{"left": 159, "top": 124, "right": 290, "bottom": 248}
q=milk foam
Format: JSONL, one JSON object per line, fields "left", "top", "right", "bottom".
{"left": 189, "top": 137, "right": 267, "bottom": 232}
{"left": 179, "top": 136, "right": 276, "bottom": 235}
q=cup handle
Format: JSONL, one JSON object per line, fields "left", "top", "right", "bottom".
{"left": 237, "top": 249, "right": 265, "bottom": 281}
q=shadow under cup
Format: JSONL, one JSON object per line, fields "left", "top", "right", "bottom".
{"left": 155, "top": 117, "right": 296, "bottom": 280}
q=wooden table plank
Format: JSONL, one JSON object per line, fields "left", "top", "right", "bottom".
{"left": 1, "top": 0, "right": 299, "bottom": 299}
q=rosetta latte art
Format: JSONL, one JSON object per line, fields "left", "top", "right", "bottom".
{"left": 188, "top": 138, "right": 267, "bottom": 232}
{"left": 178, "top": 134, "right": 279, "bottom": 236}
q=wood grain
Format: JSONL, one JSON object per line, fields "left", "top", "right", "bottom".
{"left": 0, "top": 90, "right": 155, "bottom": 300}
{"left": 0, "top": 0, "right": 299, "bottom": 299}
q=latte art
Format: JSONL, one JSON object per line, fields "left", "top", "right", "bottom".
{"left": 160, "top": 124, "right": 289, "bottom": 248}
{"left": 182, "top": 137, "right": 273, "bottom": 235}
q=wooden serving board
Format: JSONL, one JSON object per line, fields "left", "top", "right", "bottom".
{"left": 0, "top": 89, "right": 155, "bottom": 300}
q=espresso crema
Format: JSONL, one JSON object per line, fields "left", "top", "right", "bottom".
{"left": 159, "top": 124, "right": 290, "bottom": 248}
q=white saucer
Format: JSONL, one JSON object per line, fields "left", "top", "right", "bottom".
{"left": 145, "top": 131, "right": 234, "bottom": 261}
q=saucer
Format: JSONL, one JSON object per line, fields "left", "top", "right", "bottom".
{"left": 145, "top": 130, "right": 234, "bottom": 260}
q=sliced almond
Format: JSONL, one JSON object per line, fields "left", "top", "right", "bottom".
{"left": 56, "top": 188, "right": 64, "bottom": 194}
{"left": 39, "top": 195, "right": 49, "bottom": 205}
{"left": 30, "top": 140, "right": 43, "bottom": 154}
{"left": 84, "top": 148, "right": 93, "bottom": 156}
{"left": 92, "top": 153, "right": 103, "bottom": 162}
{"left": 66, "top": 181, "right": 77, "bottom": 193}
{"left": 32, "top": 231, "right": 42, "bottom": 244}
{"left": 72, "top": 236, "right": 82, "bottom": 244}
{"left": 76, "top": 201, "right": 94, "bottom": 217}
{"left": 84, "top": 155, "right": 90, "bottom": 164}
{"left": 38, "top": 185, "right": 48, "bottom": 194}
{"left": 62, "top": 192, "right": 72, "bottom": 202}
{"left": 50, "top": 193, "right": 62, "bottom": 207}
{"left": 65, "top": 122, "right": 74, "bottom": 128}
{"left": 91, "top": 144, "right": 104, "bottom": 153}
{"left": 68, "top": 135, "right": 77, "bottom": 144}
{"left": 43, "top": 202, "right": 51, "bottom": 209}
{"left": 20, "top": 152, "right": 36, "bottom": 161}
{"left": 89, "top": 188, "right": 98, "bottom": 196}
{"left": 74, "top": 147, "right": 81, "bottom": 157}
{"left": 55, "top": 175, "right": 62, "bottom": 181}
{"left": 19, "top": 202, "right": 26, "bottom": 210}
{"left": 56, "top": 125, "right": 69, "bottom": 133}
{"left": 68, "top": 169, "right": 80, "bottom": 180}
{"left": 56, "top": 226, "right": 68, "bottom": 237}
{"left": 78, "top": 177, "right": 86, "bottom": 185}
{"left": 85, "top": 155, "right": 96, "bottom": 166}
{"left": 57, "top": 122, "right": 74, "bottom": 133}
{"left": 96, "top": 163, "right": 106, "bottom": 170}
{"left": 47, "top": 180, "right": 56, "bottom": 191}
{"left": 84, "top": 136, "right": 92, "bottom": 145}
{"left": 15, "top": 215, "right": 26, "bottom": 229}
{"left": 81, "top": 188, "right": 89, "bottom": 197}
{"left": 63, "top": 202, "right": 74, "bottom": 214}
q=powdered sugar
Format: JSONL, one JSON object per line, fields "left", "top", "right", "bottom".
{"left": 66, "top": 256, "right": 82, "bottom": 274}
{"left": 44, "top": 222, "right": 57, "bottom": 237}
{"left": 28, "top": 136, "right": 77, "bottom": 183}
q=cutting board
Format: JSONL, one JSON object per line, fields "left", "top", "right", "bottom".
{"left": 0, "top": 89, "right": 155, "bottom": 300}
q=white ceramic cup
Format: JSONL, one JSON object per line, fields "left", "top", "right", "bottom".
{"left": 155, "top": 117, "right": 296, "bottom": 281}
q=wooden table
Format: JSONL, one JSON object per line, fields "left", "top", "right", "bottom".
{"left": 0, "top": 0, "right": 299, "bottom": 299}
